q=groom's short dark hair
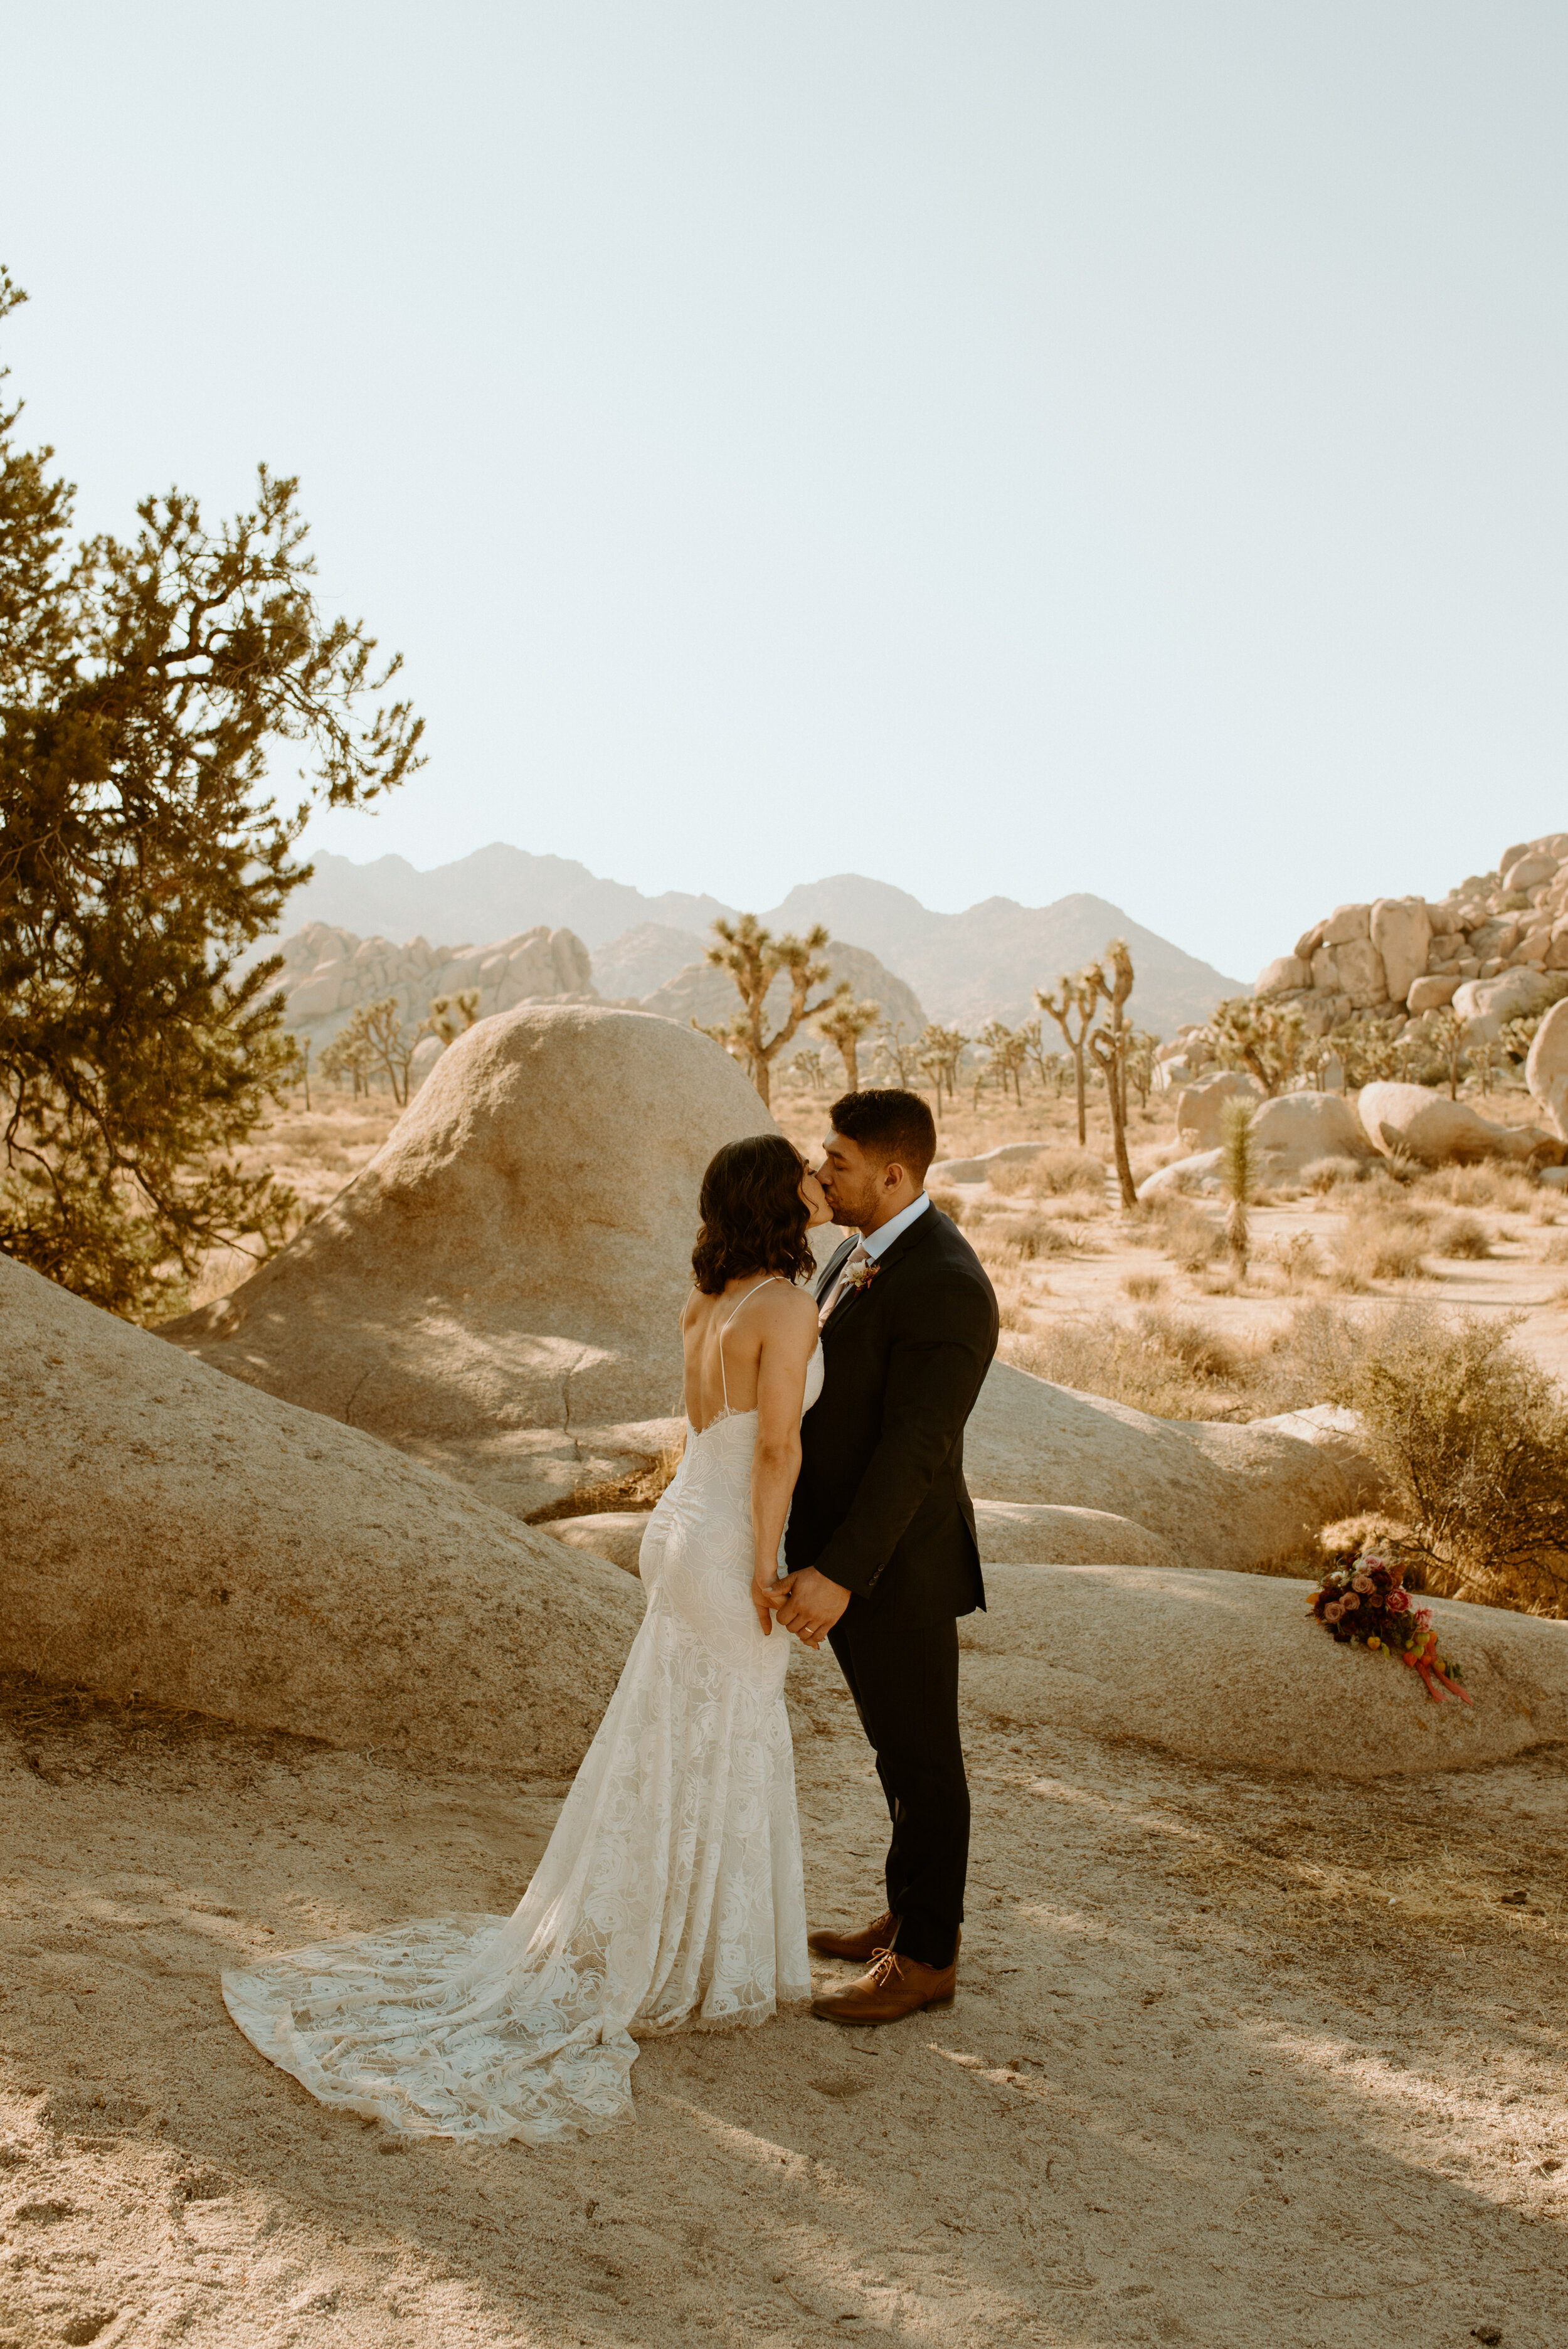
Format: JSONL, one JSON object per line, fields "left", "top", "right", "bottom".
{"left": 829, "top": 1088, "right": 938, "bottom": 1184}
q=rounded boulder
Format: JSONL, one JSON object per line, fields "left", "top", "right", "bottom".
{"left": 164, "top": 1006, "right": 776, "bottom": 1519}
{"left": 959, "top": 1564, "right": 1568, "bottom": 1779}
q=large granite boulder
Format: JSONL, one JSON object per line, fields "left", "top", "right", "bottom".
{"left": 1451, "top": 967, "right": 1566, "bottom": 1044}
{"left": 164, "top": 1005, "right": 776, "bottom": 1519}
{"left": 1248, "top": 1090, "right": 1371, "bottom": 1174}
{"left": 1357, "top": 1081, "right": 1541, "bottom": 1166}
{"left": 961, "top": 1370, "right": 1378, "bottom": 1575}
{"left": 1370, "top": 896, "right": 1432, "bottom": 1007}
{"left": 1175, "top": 1070, "right": 1263, "bottom": 1150}
{"left": 1526, "top": 999, "right": 1568, "bottom": 1142}
{"left": 960, "top": 1564, "right": 1568, "bottom": 1779}
{"left": 0, "top": 1254, "right": 640, "bottom": 1775}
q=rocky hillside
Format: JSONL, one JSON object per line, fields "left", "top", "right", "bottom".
{"left": 282, "top": 847, "right": 1244, "bottom": 1033}
{"left": 1250, "top": 829, "right": 1568, "bottom": 1040}
{"left": 263, "top": 920, "right": 922, "bottom": 1071}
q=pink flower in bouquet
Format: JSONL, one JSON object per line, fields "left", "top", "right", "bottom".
{"left": 1352, "top": 1573, "right": 1375, "bottom": 1594}
{"left": 1323, "top": 1600, "right": 1345, "bottom": 1623}
{"left": 1385, "top": 1589, "right": 1411, "bottom": 1613}
{"left": 1340, "top": 1591, "right": 1360, "bottom": 1609}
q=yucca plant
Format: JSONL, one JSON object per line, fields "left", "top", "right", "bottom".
{"left": 1220, "top": 1096, "right": 1256, "bottom": 1277}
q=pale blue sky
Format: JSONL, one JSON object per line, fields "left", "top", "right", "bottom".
{"left": 4, "top": 2, "right": 1566, "bottom": 978}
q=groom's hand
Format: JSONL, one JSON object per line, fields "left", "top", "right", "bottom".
{"left": 774, "top": 1566, "right": 850, "bottom": 1650}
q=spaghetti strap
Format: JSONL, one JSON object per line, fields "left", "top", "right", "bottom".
{"left": 717, "top": 1276, "right": 781, "bottom": 1414}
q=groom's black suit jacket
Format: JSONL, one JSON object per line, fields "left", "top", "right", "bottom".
{"left": 786, "top": 1206, "right": 999, "bottom": 1629}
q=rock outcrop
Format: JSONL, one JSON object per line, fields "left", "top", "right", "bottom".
{"left": 1355, "top": 1081, "right": 1540, "bottom": 1166}
{"left": 1526, "top": 999, "right": 1568, "bottom": 1141}
{"left": 1, "top": 1253, "right": 640, "bottom": 1774}
{"left": 272, "top": 921, "right": 598, "bottom": 1050}
{"left": 164, "top": 1006, "right": 776, "bottom": 1519}
{"left": 1143, "top": 1088, "right": 1372, "bottom": 1193}
{"left": 960, "top": 1564, "right": 1568, "bottom": 1779}
{"left": 1242, "top": 833, "right": 1568, "bottom": 1041}
{"left": 960, "top": 1370, "right": 1379, "bottom": 1576}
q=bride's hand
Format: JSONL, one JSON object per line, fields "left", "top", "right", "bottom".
{"left": 753, "top": 1568, "right": 795, "bottom": 1636}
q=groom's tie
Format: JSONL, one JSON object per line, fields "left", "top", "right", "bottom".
{"left": 818, "top": 1242, "right": 871, "bottom": 1328}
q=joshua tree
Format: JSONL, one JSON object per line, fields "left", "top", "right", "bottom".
{"left": 428, "top": 987, "right": 482, "bottom": 1044}
{"left": 815, "top": 994, "right": 881, "bottom": 1091}
{"left": 915, "top": 1023, "right": 970, "bottom": 1108}
{"left": 1035, "top": 967, "right": 1104, "bottom": 1145}
{"left": 874, "top": 1022, "right": 921, "bottom": 1086}
{"left": 329, "top": 997, "right": 418, "bottom": 1106}
{"left": 289, "top": 1035, "right": 312, "bottom": 1111}
{"left": 1086, "top": 940, "right": 1138, "bottom": 1209}
{"left": 791, "top": 1048, "right": 827, "bottom": 1095}
{"left": 1426, "top": 1008, "right": 1470, "bottom": 1100}
{"left": 1220, "top": 1096, "right": 1256, "bottom": 1279}
{"left": 1209, "top": 997, "right": 1307, "bottom": 1096}
{"left": 977, "top": 1020, "right": 1029, "bottom": 1106}
{"left": 319, "top": 1027, "right": 375, "bottom": 1098}
{"left": 1019, "top": 1020, "right": 1067, "bottom": 1097}
{"left": 1125, "top": 1028, "right": 1160, "bottom": 1110}
{"left": 697, "top": 915, "right": 837, "bottom": 1106}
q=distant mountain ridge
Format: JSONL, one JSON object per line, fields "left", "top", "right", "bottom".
{"left": 284, "top": 846, "right": 1244, "bottom": 1034}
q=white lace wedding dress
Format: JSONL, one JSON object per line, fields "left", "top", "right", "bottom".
{"left": 222, "top": 1310, "right": 823, "bottom": 2143}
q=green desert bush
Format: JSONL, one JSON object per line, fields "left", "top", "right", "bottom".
{"left": 1308, "top": 1310, "right": 1568, "bottom": 1617}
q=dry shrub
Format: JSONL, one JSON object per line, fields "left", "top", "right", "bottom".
{"left": 1121, "top": 1271, "right": 1166, "bottom": 1301}
{"left": 1330, "top": 1194, "right": 1435, "bottom": 1285}
{"left": 1429, "top": 1210, "right": 1492, "bottom": 1259}
{"left": 928, "top": 1186, "right": 965, "bottom": 1224}
{"left": 1264, "top": 1231, "right": 1323, "bottom": 1290}
{"left": 1540, "top": 1232, "right": 1568, "bottom": 1265}
{"left": 1137, "top": 1193, "right": 1226, "bottom": 1273}
{"left": 1306, "top": 1310, "right": 1568, "bottom": 1616}
{"left": 993, "top": 1212, "right": 1085, "bottom": 1260}
{"left": 1006, "top": 1301, "right": 1349, "bottom": 1422}
{"left": 1423, "top": 1161, "right": 1540, "bottom": 1214}
{"left": 1303, "top": 1156, "right": 1367, "bottom": 1196}
{"left": 990, "top": 1146, "right": 1106, "bottom": 1199}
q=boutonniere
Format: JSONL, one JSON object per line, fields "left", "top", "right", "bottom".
{"left": 844, "top": 1257, "right": 881, "bottom": 1295}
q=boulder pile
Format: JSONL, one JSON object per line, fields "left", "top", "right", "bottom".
{"left": 273, "top": 921, "right": 597, "bottom": 1051}
{"left": 1249, "top": 830, "right": 1568, "bottom": 1039}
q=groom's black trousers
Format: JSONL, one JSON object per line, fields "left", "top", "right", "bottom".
{"left": 827, "top": 1612, "right": 968, "bottom": 1971}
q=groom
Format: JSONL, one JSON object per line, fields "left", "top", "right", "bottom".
{"left": 770, "top": 1088, "right": 999, "bottom": 2025}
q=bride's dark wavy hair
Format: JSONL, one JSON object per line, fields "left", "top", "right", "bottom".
{"left": 691, "top": 1133, "right": 815, "bottom": 1296}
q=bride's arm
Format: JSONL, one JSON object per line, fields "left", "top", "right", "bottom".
{"left": 748, "top": 1290, "right": 818, "bottom": 1635}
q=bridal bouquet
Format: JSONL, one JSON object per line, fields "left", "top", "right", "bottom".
{"left": 1307, "top": 1547, "right": 1472, "bottom": 1705}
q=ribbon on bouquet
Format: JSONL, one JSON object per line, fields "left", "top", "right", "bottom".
{"left": 1402, "top": 1631, "right": 1472, "bottom": 1705}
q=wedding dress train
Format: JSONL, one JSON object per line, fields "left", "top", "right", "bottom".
{"left": 222, "top": 1319, "right": 823, "bottom": 2143}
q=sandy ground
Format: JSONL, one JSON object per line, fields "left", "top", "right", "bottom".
{"left": 3, "top": 1655, "right": 1566, "bottom": 2349}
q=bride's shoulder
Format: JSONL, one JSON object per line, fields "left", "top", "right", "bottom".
{"left": 761, "top": 1279, "right": 820, "bottom": 1338}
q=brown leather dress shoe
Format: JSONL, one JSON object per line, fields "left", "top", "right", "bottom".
{"left": 807, "top": 1910, "right": 896, "bottom": 1962}
{"left": 811, "top": 1945, "right": 957, "bottom": 2026}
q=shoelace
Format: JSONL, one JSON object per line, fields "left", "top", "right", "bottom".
{"left": 868, "top": 1946, "right": 904, "bottom": 1987}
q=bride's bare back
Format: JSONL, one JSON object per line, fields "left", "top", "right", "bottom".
{"left": 681, "top": 1275, "right": 820, "bottom": 1434}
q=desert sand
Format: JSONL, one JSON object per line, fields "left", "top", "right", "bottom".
{"left": 3, "top": 1653, "right": 1567, "bottom": 2348}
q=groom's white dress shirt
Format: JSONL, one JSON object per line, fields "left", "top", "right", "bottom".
{"left": 860, "top": 1190, "right": 930, "bottom": 1260}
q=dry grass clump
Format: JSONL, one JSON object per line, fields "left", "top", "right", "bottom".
{"left": 1305, "top": 1310, "right": 1568, "bottom": 1617}
{"left": 1121, "top": 1271, "right": 1166, "bottom": 1302}
{"left": 990, "top": 1146, "right": 1106, "bottom": 1199}
{"left": 1428, "top": 1210, "right": 1493, "bottom": 1259}
{"left": 1302, "top": 1156, "right": 1368, "bottom": 1196}
{"left": 989, "top": 1212, "right": 1091, "bottom": 1261}
{"left": 1540, "top": 1231, "right": 1568, "bottom": 1265}
{"left": 1006, "top": 1301, "right": 1352, "bottom": 1423}
{"left": 1329, "top": 1194, "right": 1436, "bottom": 1286}
{"left": 1421, "top": 1161, "right": 1540, "bottom": 1214}
{"left": 1136, "top": 1192, "right": 1227, "bottom": 1273}
{"left": 928, "top": 1186, "right": 965, "bottom": 1224}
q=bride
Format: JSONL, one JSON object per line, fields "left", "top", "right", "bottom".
{"left": 222, "top": 1132, "right": 831, "bottom": 2143}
